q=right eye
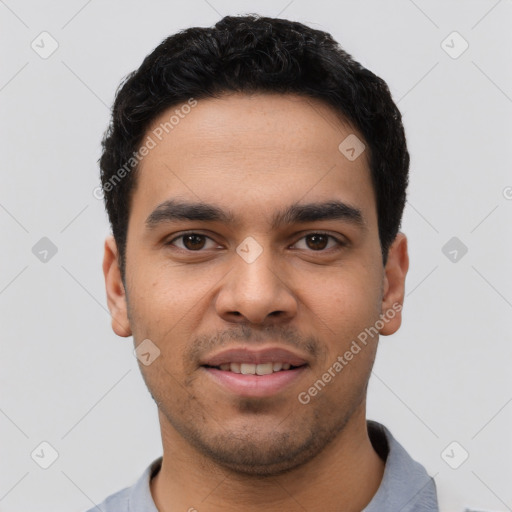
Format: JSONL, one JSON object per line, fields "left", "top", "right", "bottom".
{"left": 166, "top": 233, "right": 219, "bottom": 251}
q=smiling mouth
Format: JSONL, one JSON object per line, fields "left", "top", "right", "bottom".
{"left": 203, "top": 362, "right": 306, "bottom": 375}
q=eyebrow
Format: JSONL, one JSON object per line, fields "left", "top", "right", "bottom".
{"left": 145, "top": 199, "right": 366, "bottom": 231}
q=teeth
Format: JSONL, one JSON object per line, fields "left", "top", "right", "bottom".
{"left": 256, "top": 363, "right": 273, "bottom": 375}
{"left": 241, "top": 363, "right": 256, "bottom": 375}
{"left": 272, "top": 362, "right": 283, "bottom": 372}
{"left": 217, "top": 362, "right": 296, "bottom": 374}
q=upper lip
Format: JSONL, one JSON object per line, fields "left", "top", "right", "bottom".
{"left": 201, "top": 347, "right": 309, "bottom": 367}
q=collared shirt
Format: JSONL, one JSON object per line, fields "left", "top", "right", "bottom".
{"left": 86, "top": 420, "right": 439, "bottom": 512}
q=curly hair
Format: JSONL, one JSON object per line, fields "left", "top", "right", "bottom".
{"left": 100, "top": 14, "right": 409, "bottom": 277}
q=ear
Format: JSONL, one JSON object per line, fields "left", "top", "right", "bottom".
{"left": 379, "top": 232, "right": 409, "bottom": 336}
{"left": 103, "top": 235, "right": 132, "bottom": 337}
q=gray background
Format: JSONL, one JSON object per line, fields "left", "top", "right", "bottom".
{"left": 1, "top": 1, "right": 511, "bottom": 511}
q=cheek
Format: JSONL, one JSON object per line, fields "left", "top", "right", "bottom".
{"left": 302, "top": 274, "right": 382, "bottom": 401}
{"left": 127, "top": 266, "right": 216, "bottom": 366}
{"left": 129, "top": 263, "right": 206, "bottom": 320}
{"left": 302, "top": 266, "right": 382, "bottom": 338}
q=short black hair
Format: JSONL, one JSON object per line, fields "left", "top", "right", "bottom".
{"left": 100, "top": 14, "right": 409, "bottom": 277}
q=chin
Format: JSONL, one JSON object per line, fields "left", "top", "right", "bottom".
{"left": 198, "top": 435, "right": 318, "bottom": 476}
{"left": 179, "top": 417, "right": 346, "bottom": 477}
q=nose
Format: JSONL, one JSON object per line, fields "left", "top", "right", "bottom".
{"left": 214, "top": 242, "right": 298, "bottom": 325}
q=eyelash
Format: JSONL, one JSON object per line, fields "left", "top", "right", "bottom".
{"left": 166, "top": 231, "right": 346, "bottom": 252}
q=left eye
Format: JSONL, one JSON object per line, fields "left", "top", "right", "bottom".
{"left": 293, "top": 233, "right": 342, "bottom": 251}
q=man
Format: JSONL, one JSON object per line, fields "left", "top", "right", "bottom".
{"left": 93, "top": 14, "right": 439, "bottom": 511}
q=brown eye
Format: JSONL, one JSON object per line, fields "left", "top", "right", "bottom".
{"left": 305, "top": 234, "right": 329, "bottom": 250}
{"left": 168, "top": 233, "right": 217, "bottom": 251}
{"left": 182, "top": 234, "right": 206, "bottom": 250}
{"left": 292, "top": 233, "right": 343, "bottom": 252}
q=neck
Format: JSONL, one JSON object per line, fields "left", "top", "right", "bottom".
{"left": 150, "top": 405, "right": 385, "bottom": 512}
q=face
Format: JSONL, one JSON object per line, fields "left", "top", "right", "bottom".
{"left": 103, "top": 92, "right": 409, "bottom": 476}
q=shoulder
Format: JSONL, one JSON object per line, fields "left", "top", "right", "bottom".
{"left": 85, "top": 485, "right": 131, "bottom": 512}
{"left": 364, "top": 421, "right": 439, "bottom": 512}
{"left": 83, "top": 457, "right": 162, "bottom": 512}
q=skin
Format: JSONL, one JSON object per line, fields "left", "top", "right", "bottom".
{"left": 103, "top": 92, "right": 409, "bottom": 511}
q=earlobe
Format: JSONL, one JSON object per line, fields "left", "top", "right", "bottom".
{"left": 379, "top": 232, "right": 409, "bottom": 336}
{"left": 103, "top": 235, "right": 132, "bottom": 337}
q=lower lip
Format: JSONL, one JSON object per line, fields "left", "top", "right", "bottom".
{"left": 203, "top": 366, "right": 307, "bottom": 398}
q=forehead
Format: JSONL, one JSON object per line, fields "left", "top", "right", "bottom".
{"left": 131, "top": 92, "right": 376, "bottom": 229}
